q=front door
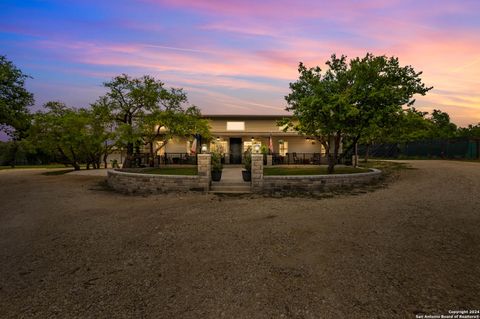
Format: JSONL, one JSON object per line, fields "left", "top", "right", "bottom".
{"left": 230, "top": 138, "right": 242, "bottom": 164}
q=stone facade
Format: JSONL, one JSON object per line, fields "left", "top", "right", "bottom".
{"left": 107, "top": 154, "right": 212, "bottom": 194}
{"left": 107, "top": 170, "right": 206, "bottom": 194}
{"left": 262, "top": 168, "right": 382, "bottom": 194}
{"left": 251, "top": 154, "right": 263, "bottom": 192}
{"left": 197, "top": 154, "right": 211, "bottom": 191}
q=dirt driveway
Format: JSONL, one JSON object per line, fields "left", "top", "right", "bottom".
{"left": 0, "top": 161, "right": 479, "bottom": 318}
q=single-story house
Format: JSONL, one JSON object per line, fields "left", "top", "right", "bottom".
{"left": 156, "top": 115, "right": 338, "bottom": 165}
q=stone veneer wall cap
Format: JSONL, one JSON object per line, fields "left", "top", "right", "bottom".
{"left": 263, "top": 168, "right": 381, "bottom": 180}
{"left": 109, "top": 170, "right": 199, "bottom": 179}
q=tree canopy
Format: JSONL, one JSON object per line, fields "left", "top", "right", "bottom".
{"left": 27, "top": 102, "right": 114, "bottom": 170}
{"left": 0, "top": 55, "right": 34, "bottom": 136}
{"left": 98, "top": 74, "right": 209, "bottom": 167}
{"left": 458, "top": 123, "right": 480, "bottom": 139}
{"left": 284, "top": 53, "right": 432, "bottom": 172}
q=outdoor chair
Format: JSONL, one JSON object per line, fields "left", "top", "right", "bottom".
{"left": 292, "top": 152, "right": 300, "bottom": 164}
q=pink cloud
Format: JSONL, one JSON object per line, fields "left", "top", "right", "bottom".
{"left": 146, "top": 0, "right": 405, "bottom": 20}
{"left": 26, "top": 4, "right": 480, "bottom": 127}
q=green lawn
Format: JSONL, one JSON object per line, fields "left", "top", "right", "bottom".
{"left": 264, "top": 166, "right": 370, "bottom": 176}
{"left": 138, "top": 167, "right": 198, "bottom": 175}
{"left": 360, "top": 160, "right": 413, "bottom": 171}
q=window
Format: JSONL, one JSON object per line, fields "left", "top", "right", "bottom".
{"left": 210, "top": 140, "right": 228, "bottom": 154}
{"left": 243, "top": 141, "right": 252, "bottom": 153}
{"left": 279, "top": 141, "right": 288, "bottom": 156}
{"left": 226, "top": 121, "right": 245, "bottom": 131}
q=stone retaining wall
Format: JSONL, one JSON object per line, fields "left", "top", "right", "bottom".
{"left": 107, "top": 154, "right": 211, "bottom": 194}
{"left": 107, "top": 152, "right": 382, "bottom": 195}
{"left": 262, "top": 168, "right": 382, "bottom": 194}
{"left": 107, "top": 170, "right": 207, "bottom": 194}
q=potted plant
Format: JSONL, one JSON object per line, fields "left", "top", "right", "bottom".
{"left": 211, "top": 151, "right": 223, "bottom": 181}
{"left": 242, "top": 150, "right": 252, "bottom": 182}
{"left": 260, "top": 144, "right": 268, "bottom": 165}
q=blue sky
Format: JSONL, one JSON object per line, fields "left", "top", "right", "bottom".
{"left": 1, "top": 0, "right": 479, "bottom": 126}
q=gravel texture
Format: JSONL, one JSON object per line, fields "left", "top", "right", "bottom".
{"left": 0, "top": 161, "right": 479, "bottom": 318}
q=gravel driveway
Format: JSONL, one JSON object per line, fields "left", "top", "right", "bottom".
{"left": 0, "top": 161, "right": 479, "bottom": 318}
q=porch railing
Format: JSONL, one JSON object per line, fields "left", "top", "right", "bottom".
{"left": 131, "top": 153, "right": 197, "bottom": 167}
{"left": 161, "top": 153, "right": 197, "bottom": 165}
{"left": 271, "top": 152, "right": 345, "bottom": 165}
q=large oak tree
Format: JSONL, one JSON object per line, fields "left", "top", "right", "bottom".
{"left": 99, "top": 74, "right": 209, "bottom": 168}
{"left": 285, "top": 53, "right": 432, "bottom": 173}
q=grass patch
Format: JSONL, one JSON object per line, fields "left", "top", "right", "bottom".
{"left": 264, "top": 166, "right": 370, "bottom": 176}
{"left": 262, "top": 161, "right": 411, "bottom": 199}
{"left": 136, "top": 167, "right": 197, "bottom": 175}
{"left": 358, "top": 160, "right": 413, "bottom": 183}
{"left": 41, "top": 169, "right": 74, "bottom": 176}
{"left": 360, "top": 160, "right": 413, "bottom": 173}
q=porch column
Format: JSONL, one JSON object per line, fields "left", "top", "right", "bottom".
{"left": 266, "top": 155, "right": 273, "bottom": 166}
{"left": 197, "top": 154, "right": 211, "bottom": 192}
{"left": 251, "top": 154, "right": 264, "bottom": 192}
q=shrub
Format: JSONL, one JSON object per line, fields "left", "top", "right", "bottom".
{"left": 243, "top": 151, "right": 251, "bottom": 171}
{"left": 211, "top": 151, "right": 223, "bottom": 172}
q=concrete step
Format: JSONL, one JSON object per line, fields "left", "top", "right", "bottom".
{"left": 211, "top": 181, "right": 250, "bottom": 187}
{"left": 210, "top": 186, "right": 251, "bottom": 191}
{"left": 210, "top": 181, "right": 251, "bottom": 194}
{"left": 210, "top": 184, "right": 251, "bottom": 189}
{"left": 209, "top": 190, "right": 252, "bottom": 194}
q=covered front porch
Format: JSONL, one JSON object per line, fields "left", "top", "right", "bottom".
{"left": 209, "top": 133, "right": 326, "bottom": 165}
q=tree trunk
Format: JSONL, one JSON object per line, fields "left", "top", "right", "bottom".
{"left": 327, "top": 154, "right": 335, "bottom": 174}
{"left": 94, "top": 153, "right": 101, "bottom": 169}
{"left": 365, "top": 144, "right": 370, "bottom": 163}
{"left": 325, "top": 135, "right": 334, "bottom": 174}
{"left": 353, "top": 142, "right": 358, "bottom": 168}
{"left": 9, "top": 141, "right": 19, "bottom": 168}
{"left": 328, "top": 134, "right": 341, "bottom": 174}
{"left": 123, "top": 142, "right": 134, "bottom": 168}
{"left": 69, "top": 147, "right": 81, "bottom": 171}
{"left": 149, "top": 142, "right": 154, "bottom": 167}
{"left": 103, "top": 152, "right": 108, "bottom": 168}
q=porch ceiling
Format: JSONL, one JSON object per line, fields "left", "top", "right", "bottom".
{"left": 212, "top": 132, "right": 300, "bottom": 137}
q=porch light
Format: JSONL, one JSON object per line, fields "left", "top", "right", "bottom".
{"left": 216, "top": 136, "right": 220, "bottom": 141}
{"left": 201, "top": 144, "right": 208, "bottom": 153}
{"left": 253, "top": 144, "right": 260, "bottom": 154}
{"left": 251, "top": 137, "right": 254, "bottom": 141}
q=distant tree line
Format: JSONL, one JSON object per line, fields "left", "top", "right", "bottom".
{"left": 0, "top": 55, "right": 210, "bottom": 169}
{"left": 1, "top": 54, "right": 479, "bottom": 170}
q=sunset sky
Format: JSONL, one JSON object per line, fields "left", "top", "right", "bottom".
{"left": 1, "top": 0, "right": 479, "bottom": 126}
